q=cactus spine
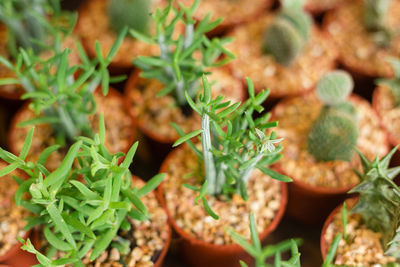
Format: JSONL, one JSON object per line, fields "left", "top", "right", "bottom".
{"left": 307, "top": 71, "right": 359, "bottom": 162}
{"left": 108, "top": 0, "right": 151, "bottom": 34}
{"left": 364, "top": 0, "right": 392, "bottom": 47}
{"left": 262, "top": 0, "right": 311, "bottom": 66}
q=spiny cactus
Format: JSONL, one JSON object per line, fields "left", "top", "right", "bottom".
{"left": 262, "top": 0, "right": 312, "bottom": 66}
{"left": 307, "top": 71, "right": 359, "bottom": 162}
{"left": 349, "top": 148, "right": 400, "bottom": 258}
{"left": 108, "top": 0, "right": 151, "bottom": 34}
{"left": 364, "top": 0, "right": 392, "bottom": 47}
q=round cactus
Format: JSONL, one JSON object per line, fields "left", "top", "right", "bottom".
{"left": 108, "top": 0, "right": 151, "bottom": 34}
{"left": 262, "top": 1, "right": 311, "bottom": 66}
{"left": 316, "top": 70, "right": 354, "bottom": 106}
{"left": 307, "top": 111, "right": 358, "bottom": 162}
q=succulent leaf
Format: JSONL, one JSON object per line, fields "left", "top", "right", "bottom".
{"left": 378, "top": 58, "right": 400, "bottom": 106}
{"left": 108, "top": 0, "right": 151, "bottom": 34}
{"left": 364, "top": 0, "right": 392, "bottom": 47}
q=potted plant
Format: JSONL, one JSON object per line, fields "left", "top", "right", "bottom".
{"left": 158, "top": 75, "right": 290, "bottom": 267}
{"left": 227, "top": 212, "right": 302, "bottom": 266}
{"left": 227, "top": 0, "right": 337, "bottom": 99}
{"left": 0, "top": 0, "right": 77, "bottom": 100}
{"left": 125, "top": 0, "right": 243, "bottom": 147}
{"left": 272, "top": 70, "right": 389, "bottom": 224}
{"left": 75, "top": 0, "right": 163, "bottom": 72}
{"left": 0, "top": 29, "right": 135, "bottom": 171}
{"left": 373, "top": 58, "right": 400, "bottom": 168}
{"left": 321, "top": 148, "right": 400, "bottom": 266}
{"left": 323, "top": 0, "right": 400, "bottom": 78}
{"left": 177, "top": 0, "right": 274, "bottom": 36}
{"left": 0, "top": 161, "right": 33, "bottom": 266}
{"left": 0, "top": 116, "right": 171, "bottom": 266}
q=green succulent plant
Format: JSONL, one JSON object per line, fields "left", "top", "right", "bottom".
{"left": 262, "top": 0, "right": 312, "bottom": 66}
{"left": 307, "top": 71, "right": 359, "bottom": 162}
{"left": 131, "top": 0, "right": 235, "bottom": 108}
{"left": 0, "top": 27, "right": 128, "bottom": 146}
{"left": 364, "top": 0, "right": 393, "bottom": 47}
{"left": 227, "top": 213, "right": 302, "bottom": 267}
{"left": 377, "top": 57, "right": 400, "bottom": 106}
{"left": 349, "top": 148, "right": 400, "bottom": 258}
{"left": 172, "top": 76, "right": 291, "bottom": 218}
{"left": 0, "top": 0, "right": 74, "bottom": 60}
{"left": 0, "top": 116, "right": 165, "bottom": 266}
{"left": 108, "top": 0, "right": 151, "bottom": 34}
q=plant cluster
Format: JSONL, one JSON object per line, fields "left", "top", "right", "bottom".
{"left": 378, "top": 57, "right": 400, "bottom": 106}
{"left": 364, "top": 0, "right": 393, "bottom": 47}
{"left": 262, "top": 0, "right": 312, "bottom": 66}
{"left": 0, "top": 0, "right": 75, "bottom": 60}
{"left": 173, "top": 76, "right": 290, "bottom": 218}
{"left": 307, "top": 71, "right": 359, "bottom": 162}
{"left": 130, "top": 0, "right": 235, "bottom": 107}
{"left": 108, "top": 0, "right": 151, "bottom": 35}
{"left": 0, "top": 27, "right": 128, "bottom": 145}
{"left": 348, "top": 148, "right": 400, "bottom": 258}
{"left": 227, "top": 213, "right": 302, "bottom": 267}
{"left": 0, "top": 116, "right": 165, "bottom": 266}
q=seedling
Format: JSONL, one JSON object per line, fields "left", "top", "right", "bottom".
{"left": 172, "top": 76, "right": 290, "bottom": 218}
{"left": 0, "top": 115, "right": 165, "bottom": 266}
{"left": 131, "top": 0, "right": 235, "bottom": 107}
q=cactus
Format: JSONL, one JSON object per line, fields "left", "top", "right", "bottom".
{"left": 307, "top": 71, "right": 359, "bottom": 162}
{"left": 108, "top": 0, "right": 151, "bottom": 34}
{"left": 378, "top": 57, "right": 400, "bottom": 106}
{"left": 307, "top": 111, "right": 358, "bottom": 162}
{"left": 262, "top": 0, "right": 311, "bottom": 66}
{"left": 364, "top": 0, "right": 392, "bottom": 47}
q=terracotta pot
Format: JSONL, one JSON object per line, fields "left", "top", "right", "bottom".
{"left": 320, "top": 197, "right": 357, "bottom": 260}
{"left": 0, "top": 230, "right": 38, "bottom": 267}
{"left": 124, "top": 68, "right": 245, "bottom": 152}
{"left": 158, "top": 146, "right": 288, "bottom": 267}
{"left": 29, "top": 175, "right": 171, "bottom": 267}
{"left": 8, "top": 87, "right": 136, "bottom": 161}
{"left": 271, "top": 93, "right": 390, "bottom": 225}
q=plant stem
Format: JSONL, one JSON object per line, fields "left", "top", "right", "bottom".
{"left": 201, "top": 112, "right": 217, "bottom": 195}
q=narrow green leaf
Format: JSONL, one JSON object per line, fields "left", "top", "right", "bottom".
{"left": 173, "top": 129, "right": 203, "bottom": 147}
{"left": 43, "top": 226, "right": 72, "bottom": 251}
{"left": 137, "top": 173, "right": 165, "bottom": 197}
{"left": 47, "top": 203, "right": 76, "bottom": 249}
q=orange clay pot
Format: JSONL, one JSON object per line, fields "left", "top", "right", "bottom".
{"left": 320, "top": 197, "right": 358, "bottom": 260}
{"left": 7, "top": 87, "right": 136, "bottom": 158}
{"left": 158, "top": 146, "right": 288, "bottom": 267}
{"left": 30, "top": 175, "right": 171, "bottom": 267}
{"left": 0, "top": 230, "right": 38, "bottom": 267}
{"left": 271, "top": 93, "right": 390, "bottom": 225}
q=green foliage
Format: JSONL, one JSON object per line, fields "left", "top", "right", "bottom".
{"left": 349, "top": 148, "right": 400, "bottom": 258}
{"left": 377, "top": 57, "right": 400, "bottom": 106}
{"left": 0, "top": 116, "right": 165, "bottom": 266}
{"left": 364, "top": 0, "right": 392, "bottom": 47}
{"left": 227, "top": 213, "right": 302, "bottom": 267}
{"left": 0, "top": 0, "right": 74, "bottom": 60}
{"left": 0, "top": 27, "right": 128, "bottom": 145}
{"left": 262, "top": 0, "right": 311, "bottom": 66}
{"left": 131, "top": 0, "right": 235, "bottom": 107}
{"left": 172, "top": 76, "right": 290, "bottom": 217}
{"left": 108, "top": 0, "right": 151, "bottom": 34}
{"left": 307, "top": 71, "right": 358, "bottom": 162}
